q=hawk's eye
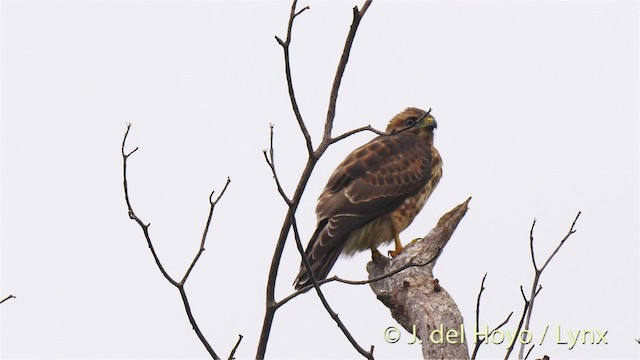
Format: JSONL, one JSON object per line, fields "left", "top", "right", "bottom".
{"left": 405, "top": 117, "right": 418, "bottom": 127}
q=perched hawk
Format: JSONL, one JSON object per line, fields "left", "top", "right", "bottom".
{"left": 294, "top": 107, "right": 442, "bottom": 290}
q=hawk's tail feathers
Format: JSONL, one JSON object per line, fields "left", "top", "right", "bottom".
{"left": 293, "top": 221, "right": 342, "bottom": 290}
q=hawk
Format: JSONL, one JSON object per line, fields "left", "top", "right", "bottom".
{"left": 294, "top": 107, "right": 442, "bottom": 290}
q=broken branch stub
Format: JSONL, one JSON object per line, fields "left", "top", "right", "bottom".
{"left": 367, "top": 198, "right": 471, "bottom": 360}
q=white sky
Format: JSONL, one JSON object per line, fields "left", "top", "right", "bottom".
{"left": 1, "top": 1, "right": 638, "bottom": 359}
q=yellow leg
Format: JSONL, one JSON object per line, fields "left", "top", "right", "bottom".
{"left": 388, "top": 225, "right": 404, "bottom": 258}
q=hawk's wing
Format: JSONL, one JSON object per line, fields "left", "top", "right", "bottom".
{"left": 294, "top": 133, "right": 434, "bottom": 289}
{"left": 318, "top": 133, "right": 433, "bottom": 218}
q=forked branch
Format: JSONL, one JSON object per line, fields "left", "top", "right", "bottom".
{"left": 275, "top": 1, "right": 312, "bottom": 155}
{"left": 322, "top": 0, "right": 373, "bottom": 145}
{"left": 471, "top": 274, "right": 513, "bottom": 360}
{"left": 122, "top": 124, "right": 233, "bottom": 359}
{"left": 497, "top": 212, "right": 580, "bottom": 360}
{"left": 263, "top": 124, "right": 292, "bottom": 205}
{"left": 257, "top": 1, "right": 375, "bottom": 358}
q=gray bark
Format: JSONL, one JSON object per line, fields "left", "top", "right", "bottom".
{"left": 367, "top": 198, "right": 471, "bottom": 360}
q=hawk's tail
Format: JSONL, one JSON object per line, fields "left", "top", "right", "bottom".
{"left": 293, "top": 220, "right": 343, "bottom": 290}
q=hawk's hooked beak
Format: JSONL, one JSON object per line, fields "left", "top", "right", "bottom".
{"left": 416, "top": 108, "right": 436, "bottom": 130}
{"left": 420, "top": 116, "right": 437, "bottom": 130}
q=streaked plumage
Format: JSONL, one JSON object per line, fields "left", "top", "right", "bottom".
{"left": 293, "top": 107, "right": 442, "bottom": 290}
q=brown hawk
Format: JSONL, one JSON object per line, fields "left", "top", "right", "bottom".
{"left": 293, "top": 107, "right": 442, "bottom": 290}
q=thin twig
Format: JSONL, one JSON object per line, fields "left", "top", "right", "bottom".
{"left": 276, "top": 249, "right": 441, "bottom": 309}
{"left": 122, "top": 124, "right": 234, "bottom": 360}
{"left": 517, "top": 212, "right": 581, "bottom": 359}
{"left": 471, "top": 273, "right": 513, "bottom": 360}
{"left": 275, "top": 0, "right": 313, "bottom": 155}
{"left": 490, "top": 312, "right": 514, "bottom": 338}
{"left": 529, "top": 218, "right": 539, "bottom": 271}
{"left": 257, "top": 1, "right": 374, "bottom": 358}
{"left": 524, "top": 344, "right": 535, "bottom": 360}
{"left": 181, "top": 177, "right": 231, "bottom": 284}
{"left": 228, "top": 334, "right": 243, "bottom": 360}
{"left": 257, "top": 158, "right": 317, "bottom": 359}
{"left": 329, "top": 124, "right": 385, "bottom": 144}
{"left": 539, "top": 212, "right": 581, "bottom": 272}
{"left": 0, "top": 295, "right": 16, "bottom": 304}
{"left": 504, "top": 286, "right": 531, "bottom": 360}
{"left": 257, "top": 2, "right": 320, "bottom": 355}
{"left": 321, "top": 0, "right": 373, "bottom": 145}
{"left": 471, "top": 273, "right": 487, "bottom": 360}
{"left": 329, "top": 121, "right": 428, "bottom": 145}
{"left": 122, "top": 124, "right": 178, "bottom": 287}
{"left": 263, "top": 124, "right": 292, "bottom": 205}
{"left": 290, "top": 214, "right": 374, "bottom": 359}
{"left": 475, "top": 311, "right": 516, "bottom": 360}
{"left": 178, "top": 286, "right": 219, "bottom": 359}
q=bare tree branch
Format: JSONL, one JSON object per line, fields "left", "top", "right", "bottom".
{"left": 181, "top": 179, "right": 231, "bottom": 284}
{"left": 228, "top": 335, "right": 243, "bottom": 360}
{"left": 538, "top": 212, "right": 581, "bottom": 273}
{"left": 322, "top": 0, "right": 373, "bottom": 144}
{"left": 472, "top": 272, "right": 487, "bottom": 359}
{"left": 122, "top": 124, "right": 235, "bottom": 360}
{"left": 524, "top": 344, "right": 535, "bottom": 360}
{"left": 276, "top": 249, "right": 441, "bottom": 309}
{"left": 490, "top": 312, "right": 514, "bottom": 341}
{"left": 504, "top": 286, "right": 531, "bottom": 360}
{"left": 290, "top": 214, "right": 374, "bottom": 359}
{"left": 1, "top": 295, "right": 16, "bottom": 304}
{"left": 471, "top": 273, "right": 514, "bottom": 360}
{"left": 472, "top": 274, "right": 487, "bottom": 359}
{"left": 122, "top": 124, "right": 178, "bottom": 287}
{"left": 275, "top": 0, "right": 313, "bottom": 155}
{"left": 516, "top": 212, "right": 581, "bottom": 359}
{"left": 329, "top": 124, "right": 386, "bottom": 144}
{"left": 367, "top": 198, "right": 471, "bottom": 360}
{"left": 257, "top": 1, "right": 374, "bottom": 358}
{"left": 257, "top": 159, "right": 317, "bottom": 359}
{"left": 262, "top": 124, "right": 292, "bottom": 206}
{"left": 471, "top": 212, "right": 579, "bottom": 360}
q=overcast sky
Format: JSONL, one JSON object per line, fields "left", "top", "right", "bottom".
{"left": 1, "top": 1, "right": 638, "bottom": 359}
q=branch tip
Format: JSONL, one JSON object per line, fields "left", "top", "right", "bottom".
{"left": 121, "top": 124, "right": 222, "bottom": 358}
{"left": 258, "top": 1, "right": 375, "bottom": 358}
{"left": 524, "top": 344, "right": 535, "bottom": 360}
{"left": 211, "top": 177, "right": 232, "bottom": 206}
{"left": 228, "top": 334, "right": 244, "bottom": 360}
{"left": 294, "top": 6, "right": 310, "bottom": 17}
{"left": 0, "top": 295, "right": 16, "bottom": 305}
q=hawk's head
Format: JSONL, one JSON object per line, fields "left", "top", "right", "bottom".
{"left": 386, "top": 107, "right": 437, "bottom": 142}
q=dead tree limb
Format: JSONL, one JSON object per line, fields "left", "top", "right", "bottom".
{"left": 471, "top": 273, "right": 513, "bottom": 360}
{"left": 511, "top": 212, "right": 580, "bottom": 360}
{"left": 1, "top": 295, "right": 16, "bottom": 304}
{"left": 228, "top": 335, "right": 243, "bottom": 360}
{"left": 290, "top": 214, "right": 374, "bottom": 358}
{"left": 122, "top": 124, "right": 234, "bottom": 359}
{"left": 256, "top": 1, "right": 375, "bottom": 358}
{"left": 367, "top": 197, "right": 472, "bottom": 360}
